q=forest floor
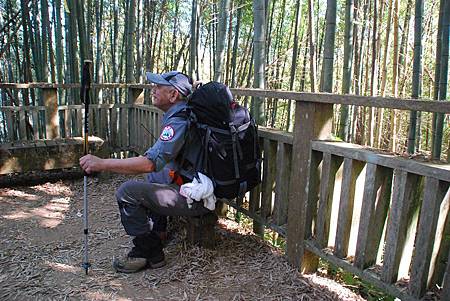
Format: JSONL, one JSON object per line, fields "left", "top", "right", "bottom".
{"left": 0, "top": 173, "right": 366, "bottom": 301}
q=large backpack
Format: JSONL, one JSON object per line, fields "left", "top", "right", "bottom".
{"left": 179, "top": 81, "right": 261, "bottom": 199}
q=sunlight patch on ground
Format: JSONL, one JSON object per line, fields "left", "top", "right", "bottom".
{"left": 84, "top": 291, "right": 131, "bottom": 301}
{"left": 2, "top": 197, "right": 71, "bottom": 228}
{"left": 31, "top": 181, "right": 73, "bottom": 196}
{"left": 0, "top": 189, "right": 38, "bottom": 201}
{"left": 45, "top": 261, "right": 82, "bottom": 273}
{"left": 304, "top": 273, "right": 359, "bottom": 299}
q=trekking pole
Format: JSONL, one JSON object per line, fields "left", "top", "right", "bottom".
{"left": 81, "top": 60, "right": 92, "bottom": 275}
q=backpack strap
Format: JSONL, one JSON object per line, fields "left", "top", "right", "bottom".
{"left": 173, "top": 107, "right": 195, "bottom": 178}
{"left": 238, "top": 181, "right": 247, "bottom": 198}
{"left": 229, "top": 123, "right": 241, "bottom": 179}
{"left": 203, "top": 127, "right": 212, "bottom": 173}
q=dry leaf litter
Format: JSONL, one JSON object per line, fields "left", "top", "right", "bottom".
{"left": 0, "top": 174, "right": 366, "bottom": 301}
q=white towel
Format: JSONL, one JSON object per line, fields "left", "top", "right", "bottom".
{"left": 179, "top": 173, "right": 217, "bottom": 211}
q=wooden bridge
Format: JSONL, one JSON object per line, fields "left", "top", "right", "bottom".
{"left": 0, "top": 83, "right": 449, "bottom": 301}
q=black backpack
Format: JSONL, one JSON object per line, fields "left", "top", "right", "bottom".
{"left": 178, "top": 81, "right": 261, "bottom": 199}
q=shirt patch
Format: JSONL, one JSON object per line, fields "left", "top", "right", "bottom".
{"left": 160, "top": 125, "right": 175, "bottom": 141}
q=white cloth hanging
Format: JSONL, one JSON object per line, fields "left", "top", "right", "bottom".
{"left": 179, "top": 172, "right": 217, "bottom": 211}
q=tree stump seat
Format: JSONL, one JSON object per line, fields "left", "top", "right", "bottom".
{"left": 186, "top": 211, "right": 218, "bottom": 249}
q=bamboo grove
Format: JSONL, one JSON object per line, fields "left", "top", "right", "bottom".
{"left": 0, "top": 0, "right": 448, "bottom": 160}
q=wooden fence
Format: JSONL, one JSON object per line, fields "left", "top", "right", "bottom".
{"left": 0, "top": 84, "right": 161, "bottom": 153}
{"left": 0, "top": 83, "right": 449, "bottom": 300}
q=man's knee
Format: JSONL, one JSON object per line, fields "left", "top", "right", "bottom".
{"left": 116, "top": 180, "right": 140, "bottom": 206}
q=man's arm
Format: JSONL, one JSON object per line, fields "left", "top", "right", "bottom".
{"left": 80, "top": 154, "right": 155, "bottom": 175}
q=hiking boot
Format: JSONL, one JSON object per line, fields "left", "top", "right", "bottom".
{"left": 112, "top": 250, "right": 166, "bottom": 273}
{"left": 147, "top": 251, "right": 166, "bottom": 269}
{"left": 113, "top": 232, "right": 166, "bottom": 273}
{"left": 112, "top": 255, "right": 147, "bottom": 273}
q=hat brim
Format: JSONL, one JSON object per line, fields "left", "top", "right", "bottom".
{"left": 146, "top": 72, "right": 172, "bottom": 86}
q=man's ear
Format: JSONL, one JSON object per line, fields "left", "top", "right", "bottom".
{"left": 170, "top": 89, "right": 180, "bottom": 103}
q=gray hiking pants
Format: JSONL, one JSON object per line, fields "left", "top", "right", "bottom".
{"left": 116, "top": 180, "right": 210, "bottom": 237}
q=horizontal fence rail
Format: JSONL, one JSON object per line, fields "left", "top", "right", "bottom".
{"left": 1, "top": 82, "right": 450, "bottom": 112}
{"left": 231, "top": 88, "right": 450, "bottom": 114}
{"left": 0, "top": 83, "right": 449, "bottom": 300}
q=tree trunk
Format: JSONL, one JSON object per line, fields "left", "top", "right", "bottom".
{"left": 252, "top": 0, "right": 266, "bottom": 126}
{"left": 398, "top": 0, "right": 413, "bottom": 96}
{"left": 238, "top": 28, "right": 253, "bottom": 87}
{"left": 265, "top": 0, "right": 275, "bottom": 67}
{"left": 287, "top": 0, "right": 302, "bottom": 130}
{"left": 289, "top": 0, "right": 302, "bottom": 92}
{"left": 375, "top": 0, "right": 392, "bottom": 148}
{"left": 86, "top": 0, "right": 93, "bottom": 60}
{"left": 135, "top": 0, "right": 142, "bottom": 81}
{"left": 21, "top": 0, "right": 32, "bottom": 87}
{"left": 66, "top": 0, "right": 79, "bottom": 103}
{"left": 155, "top": 1, "right": 167, "bottom": 74}
{"left": 307, "top": 0, "right": 316, "bottom": 92}
{"left": 145, "top": 0, "right": 156, "bottom": 75}
{"left": 338, "top": 0, "right": 354, "bottom": 140}
{"left": 189, "top": 0, "right": 198, "bottom": 78}
{"left": 211, "top": 3, "right": 216, "bottom": 79}
{"left": 54, "top": 0, "right": 64, "bottom": 86}
{"left": 214, "top": 0, "right": 230, "bottom": 81}
{"left": 379, "top": 0, "right": 393, "bottom": 97}
{"left": 320, "top": 0, "right": 337, "bottom": 93}
{"left": 75, "top": 0, "right": 88, "bottom": 66}
{"left": 111, "top": 0, "right": 119, "bottom": 102}
{"left": 389, "top": 0, "right": 399, "bottom": 151}
{"left": 125, "top": 0, "right": 136, "bottom": 84}
{"left": 407, "top": 0, "right": 424, "bottom": 154}
{"left": 40, "top": 0, "right": 49, "bottom": 81}
{"left": 368, "top": 0, "right": 378, "bottom": 146}
{"left": 171, "top": 1, "right": 179, "bottom": 70}
{"left": 32, "top": 0, "right": 43, "bottom": 83}
{"left": 225, "top": 1, "right": 234, "bottom": 85}
{"left": 432, "top": 0, "right": 449, "bottom": 160}
{"left": 231, "top": 2, "right": 242, "bottom": 87}
{"left": 94, "top": 0, "right": 103, "bottom": 102}
{"left": 47, "top": 5, "right": 56, "bottom": 83}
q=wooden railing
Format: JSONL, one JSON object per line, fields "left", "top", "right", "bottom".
{"left": 1, "top": 83, "right": 449, "bottom": 300}
{"left": 0, "top": 84, "right": 162, "bottom": 153}
{"left": 305, "top": 141, "right": 449, "bottom": 300}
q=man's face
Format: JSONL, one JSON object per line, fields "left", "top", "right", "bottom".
{"left": 152, "top": 85, "right": 178, "bottom": 112}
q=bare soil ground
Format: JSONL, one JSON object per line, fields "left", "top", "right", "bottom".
{"left": 0, "top": 174, "right": 366, "bottom": 301}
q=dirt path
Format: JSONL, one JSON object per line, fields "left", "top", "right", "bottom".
{"left": 0, "top": 174, "right": 365, "bottom": 300}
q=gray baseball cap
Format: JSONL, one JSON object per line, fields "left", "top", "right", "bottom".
{"left": 146, "top": 71, "right": 193, "bottom": 97}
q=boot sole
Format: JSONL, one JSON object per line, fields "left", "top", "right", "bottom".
{"left": 112, "top": 260, "right": 167, "bottom": 273}
{"left": 148, "top": 259, "right": 166, "bottom": 269}
{"left": 112, "top": 263, "right": 147, "bottom": 273}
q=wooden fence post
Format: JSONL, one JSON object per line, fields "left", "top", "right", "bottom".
{"left": 43, "top": 87, "right": 59, "bottom": 139}
{"left": 442, "top": 250, "right": 450, "bottom": 301}
{"left": 128, "top": 87, "right": 144, "bottom": 152}
{"left": 286, "top": 101, "right": 333, "bottom": 273}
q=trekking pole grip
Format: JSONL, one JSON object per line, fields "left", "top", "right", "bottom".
{"left": 81, "top": 60, "right": 92, "bottom": 156}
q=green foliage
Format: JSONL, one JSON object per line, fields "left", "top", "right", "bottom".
{"left": 0, "top": 0, "right": 447, "bottom": 156}
{"left": 319, "top": 260, "right": 395, "bottom": 301}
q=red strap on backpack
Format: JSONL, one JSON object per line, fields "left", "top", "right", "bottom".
{"left": 169, "top": 170, "right": 184, "bottom": 186}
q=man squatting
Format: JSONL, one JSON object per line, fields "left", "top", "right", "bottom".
{"left": 80, "top": 71, "right": 209, "bottom": 273}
